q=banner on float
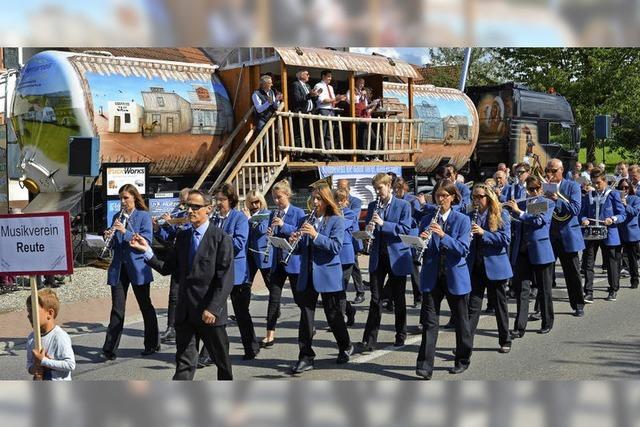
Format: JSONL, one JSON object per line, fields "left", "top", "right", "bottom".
{"left": 103, "top": 163, "right": 149, "bottom": 197}
{"left": 0, "top": 212, "right": 73, "bottom": 275}
{"left": 318, "top": 165, "right": 402, "bottom": 206}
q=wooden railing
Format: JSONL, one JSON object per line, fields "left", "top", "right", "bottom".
{"left": 276, "top": 111, "right": 423, "bottom": 158}
{"left": 215, "top": 104, "right": 287, "bottom": 202}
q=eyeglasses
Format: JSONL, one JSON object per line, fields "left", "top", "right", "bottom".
{"left": 186, "top": 203, "right": 208, "bottom": 211}
{"left": 436, "top": 193, "right": 452, "bottom": 199}
{"left": 472, "top": 194, "right": 487, "bottom": 200}
{"left": 526, "top": 187, "right": 540, "bottom": 192}
{"left": 516, "top": 170, "right": 527, "bottom": 175}
{"left": 545, "top": 168, "right": 559, "bottom": 174}
{"left": 620, "top": 186, "right": 630, "bottom": 190}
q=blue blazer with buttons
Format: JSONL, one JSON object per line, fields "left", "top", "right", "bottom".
{"left": 500, "top": 182, "right": 526, "bottom": 203}
{"left": 348, "top": 195, "right": 363, "bottom": 252}
{"left": 339, "top": 207, "right": 356, "bottom": 265}
{"left": 419, "top": 208, "right": 471, "bottom": 296}
{"left": 510, "top": 197, "right": 555, "bottom": 265}
{"left": 107, "top": 209, "right": 154, "bottom": 286}
{"left": 551, "top": 179, "right": 585, "bottom": 252}
{"left": 248, "top": 208, "right": 272, "bottom": 269}
{"left": 220, "top": 209, "right": 249, "bottom": 285}
{"left": 579, "top": 189, "right": 626, "bottom": 247}
{"left": 467, "top": 209, "right": 513, "bottom": 281}
{"left": 270, "top": 205, "right": 306, "bottom": 275}
{"left": 296, "top": 215, "right": 345, "bottom": 293}
{"left": 618, "top": 195, "right": 640, "bottom": 243}
{"left": 366, "top": 197, "right": 413, "bottom": 276}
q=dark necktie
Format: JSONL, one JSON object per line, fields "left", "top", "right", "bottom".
{"left": 188, "top": 229, "right": 200, "bottom": 270}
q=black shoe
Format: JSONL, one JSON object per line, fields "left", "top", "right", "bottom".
{"left": 259, "top": 338, "right": 275, "bottom": 349}
{"left": 141, "top": 345, "right": 160, "bottom": 356}
{"left": 290, "top": 359, "right": 314, "bottom": 374}
{"left": 393, "top": 337, "right": 405, "bottom": 347}
{"left": 337, "top": 345, "right": 354, "bottom": 364}
{"left": 243, "top": 349, "right": 260, "bottom": 360}
{"left": 381, "top": 299, "right": 394, "bottom": 312}
{"left": 357, "top": 341, "right": 374, "bottom": 353}
{"left": 573, "top": 308, "right": 585, "bottom": 317}
{"left": 528, "top": 312, "right": 541, "bottom": 322}
{"left": 197, "top": 354, "right": 214, "bottom": 368}
{"left": 584, "top": 294, "right": 594, "bottom": 304}
{"left": 510, "top": 329, "right": 525, "bottom": 339}
{"left": 363, "top": 280, "right": 370, "bottom": 288}
{"left": 352, "top": 293, "right": 366, "bottom": 304}
{"left": 416, "top": 368, "right": 432, "bottom": 380}
{"left": 99, "top": 351, "right": 117, "bottom": 362}
{"left": 499, "top": 344, "right": 512, "bottom": 354}
{"left": 346, "top": 305, "right": 356, "bottom": 327}
{"left": 538, "top": 327, "right": 551, "bottom": 334}
{"left": 449, "top": 364, "right": 469, "bottom": 375}
{"left": 483, "top": 307, "right": 496, "bottom": 315}
{"left": 605, "top": 291, "right": 617, "bottom": 301}
{"left": 412, "top": 297, "right": 422, "bottom": 308}
{"left": 442, "top": 320, "right": 455, "bottom": 330}
{"left": 160, "top": 327, "right": 176, "bottom": 344}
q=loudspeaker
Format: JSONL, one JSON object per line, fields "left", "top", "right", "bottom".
{"left": 594, "top": 115, "right": 611, "bottom": 139}
{"left": 68, "top": 137, "right": 100, "bottom": 177}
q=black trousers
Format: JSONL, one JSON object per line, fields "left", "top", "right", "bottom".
{"left": 246, "top": 254, "right": 272, "bottom": 289}
{"left": 174, "top": 321, "right": 232, "bottom": 380}
{"left": 266, "top": 263, "right": 300, "bottom": 330}
{"left": 410, "top": 259, "right": 422, "bottom": 301}
{"left": 362, "top": 252, "right": 407, "bottom": 346}
{"left": 552, "top": 240, "right": 585, "bottom": 310}
{"left": 297, "top": 277, "right": 351, "bottom": 362}
{"left": 512, "top": 254, "right": 554, "bottom": 331}
{"left": 341, "top": 264, "right": 355, "bottom": 317}
{"left": 417, "top": 275, "right": 472, "bottom": 374}
{"left": 103, "top": 266, "right": 158, "bottom": 354}
{"left": 166, "top": 273, "right": 180, "bottom": 328}
{"left": 622, "top": 241, "right": 640, "bottom": 287}
{"left": 230, "top": 284, "right": 260, "bottom": 356}
{"left": 350, "top": 254, "right": 365, "bottom": 294}
{"left": 583, "top": 241, "right": 621, "bottom": 293}
{"left": 468, "top": 262, "right": 511, "bottom": 347}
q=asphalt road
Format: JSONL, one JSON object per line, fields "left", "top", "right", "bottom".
{"left": 2, "top": 263, "right": 639, "bottom": 381}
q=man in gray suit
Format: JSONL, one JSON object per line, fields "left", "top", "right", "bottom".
{"left": 130, "top": 189, "right": 235, "bottom": 380}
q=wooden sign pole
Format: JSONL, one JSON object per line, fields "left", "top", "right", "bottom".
{"left": 29, "top": 276, "right": 43, "bottom": 381}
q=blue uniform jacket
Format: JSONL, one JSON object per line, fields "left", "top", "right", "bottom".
{"left": 510, "top": 197, "right": 555, "bottom": 265}
{"left": 107, "top": 209, "right": 154, "bottom": 286}
{"left": 618, "top": 195, "right": 640, "bottom": 243}
{"left": 467, "top": 209, "right": 513, "bottom": 281}
{"left": 419, "top": 208, "right": 471, "bottom": 295}
{"left": 296, "top": 215, "right": 345, "bottom": 293}
{"left": 154, "top": 207, "right": 188, "bottom": 242}
{"left": 219, "top": 209, "right": 249, "bottom": 285}
{"left": 270, "top": 205, "right": 306, "bottom": 274}
{"left": 339, "top": 207, "right": 356, "bottom": 265}
{"left": 366, "top": 197, "right": 413, "bottom": 276}
{"left": 348, "top": 195, "right": 363, "bottom": 252}
{"left": 453, "top": 182, "right": 471, "bottom": 213}
{"left": 579, "top": 189, "right": 626, "bottom": 247}
{"left": 551, "top": 179, "right": 585, "bottom": 253}
{"left": 248, "top": 208, "right": 272, "bottom": 269}
{"left": 500, "top": 182, "right": 526, "bottom": 203}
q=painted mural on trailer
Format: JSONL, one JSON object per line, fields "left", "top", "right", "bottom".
{"left": 475, "top": 92, "right": 513, "bottom": 140}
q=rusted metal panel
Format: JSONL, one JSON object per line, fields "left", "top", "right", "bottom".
{"left": 274, "top": 47, "right": 421, "bottom": 79}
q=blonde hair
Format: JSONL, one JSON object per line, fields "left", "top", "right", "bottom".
{"left": 272, "top": 179, "right": 292, "bottom": 196}
{"left": 472, "top": 184, "right": 503, "bottom": 232}
{"left": 26, "top": 288, "right": 60, "bottom": 319}
{"left": 372, "top": 173, "right": 392, "bottom": 187}
{"left": 244, "top": 190, "right": 268, "bottom": 210}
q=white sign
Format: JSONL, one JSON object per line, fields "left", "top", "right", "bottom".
{"left": 105, "top": 165, "right": 147, "bottom": 196}
{"left": 0, "top": 212, "right": 73, "bottom": 275}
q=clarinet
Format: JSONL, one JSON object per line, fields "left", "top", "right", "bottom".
{"left": 364, "top": 197, "right": 384, "bottom": 254}
{"left": 420, "top": 205, "right": 441, "bottom": 254}
{"left": 470, "top": 206, "right": 479, "bottom": 239}
{"left": 282, "top": 207, "right": 318, "bottom": 266}
{"left": 263, "top": 208, "right": 284, "bottom": 263}
{"left": 100, "top": 208, "right": 126, "bottom": 259}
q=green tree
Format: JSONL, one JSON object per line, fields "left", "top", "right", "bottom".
{"left": 425, "top": 48, "right": 507, "bottom": 88}
{"left": 493, "top": 48, "right": 640, "bottom": 163}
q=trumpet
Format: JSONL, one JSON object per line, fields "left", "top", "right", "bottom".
{"left": 283, "top": 207, "right": 318, "bottom": 266}
{"left": 100, "top": 209, "right": 127, "bottom": 259}
{"left": 264, "top": 208, "right": 284, "bottom": 263}
{"left": 364, "top": 197, "right": 384, "bottom": 254}
{"left": 155, "top": 207, "right": 188, "bottom": 226}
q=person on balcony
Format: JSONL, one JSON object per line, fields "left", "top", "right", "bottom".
{"left": 314, "top": 69, "right": 346, "bottom": 162}
{"left": 252, "top": 75, "right": 282, "bottom": 142}
{"left": 290, "top": 69, "right": 320, "bottom": 161}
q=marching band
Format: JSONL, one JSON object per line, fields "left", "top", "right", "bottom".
{"left": 106, "top": 157, "right": 639, "bottom": 380}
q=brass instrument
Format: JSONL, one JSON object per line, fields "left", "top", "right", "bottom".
{"left": 155, "top": 207, "right": 189, "bottom": 226}
{"left": 530, "top": 153, "right": 571, "bottom": 221}
{"left": 501, "top": 195, "right": 544, "bottom": 206}
{"left": 283, "top": 207, "right": 318, "bottom": 266}
{"left": 100, "top": 209, "right": 127, "bottom": 259}
{"left": 264, "top": 208, "right": 284, "bottom": 263}
{"left": 364, "top": 196, "right": 384, "bottom": 254}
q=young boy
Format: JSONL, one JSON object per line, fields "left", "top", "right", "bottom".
{"left": 26, "top": 289, "right": 76, "bottom": 381}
